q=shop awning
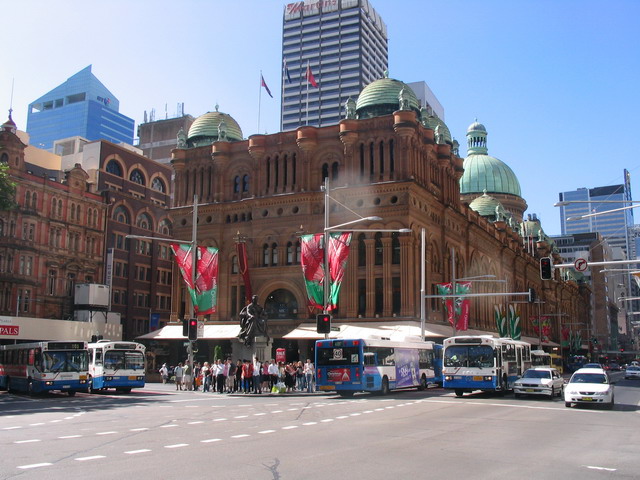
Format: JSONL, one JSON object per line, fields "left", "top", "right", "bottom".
{"left": 283, "top": 320, "right": 458, "bottom": 340}
{"left": 137, "top": 324, "right": 241, "bottom": 340}
{"left": 521, "top": 335, "right": 560, "bottom": 347}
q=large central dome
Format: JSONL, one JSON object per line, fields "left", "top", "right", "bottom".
{"left": 356, "top": 73, "right": 420, "bottom": 119}
{"left": 187, "top": 106, "right": 243, "bottom": 147}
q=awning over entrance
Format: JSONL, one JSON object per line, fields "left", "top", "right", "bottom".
{"left": 521, "top": 335, "right": 560, "bottom": 348}
{"left": 137, "top": 324, "right": 241, "bottom": 340}
{"left": 283, "top": 320, "right": 458, "bottom": 340}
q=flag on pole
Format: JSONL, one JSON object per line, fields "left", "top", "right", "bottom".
{"left": 306, "top": 63, "right": 318, "bottom": 87}
{"left": 260, "top": 74, "right": 273, "bottom": 98}
{"left": 283, "top": 59, "right": 292, "bottom": 83}
{"left": 454, "top": 282, "right": 471, "bottom": 331}
{"left": 235, "top": 241, "right": 252, "bottom": 303}
{"left": 171, "top": 244, "right": 219, "bottom": 315}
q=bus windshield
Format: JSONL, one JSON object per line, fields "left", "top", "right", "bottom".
{"left": 104, "top": 351, "right": 145, "bottom": 371}
{"left": 316, "top": 346, "right": 360, "bottom": 366}
{"left": 444, "top": 345, "right": 494, "bottom": 368}
{"left": 42, "top": 350, "right": 89, "bottom": 373}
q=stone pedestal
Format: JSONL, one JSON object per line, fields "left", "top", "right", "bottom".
{"left": 232, "top": 336, "right": 272, "bottom": 362}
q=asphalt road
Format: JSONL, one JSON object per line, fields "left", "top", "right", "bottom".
{"left": 1, "top": 372, "right": 638, "bottom": 480}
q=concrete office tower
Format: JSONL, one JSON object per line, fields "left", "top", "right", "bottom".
{"left": 281, "top": 0, "right": 388, "bottom": 131}
{"left": 27, "top": 65, "right": 134, "bottom": 151}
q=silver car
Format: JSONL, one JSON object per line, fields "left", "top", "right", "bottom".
{"left": 564, "top": 368, "right": 614, "bottom": 409}
{"left": 514, "top": 367, "right": 564, "bottom": 399}
{"left": 624, "top": 365, "right": 640, "bottom": 379}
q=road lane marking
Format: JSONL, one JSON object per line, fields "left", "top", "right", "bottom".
{"left": 29, "top": 423, "right": 45, "bottom": 426}
{"left": 160, "top": 424, "right": 178, "bottom": 428}
{"left": 96, "top": 431, "right": 117, "bottom": 435}
{"left": 282, "top": 426, "right": 298, "bottom": 430}
{"left": 336, "top": 416, "right": 349, "bottom": 419}
{"left": 320, "top": 419, "right": 334, "bottom": 423}
{"left": 188, "top": 421, "right": 204, "bottom": 424}
{"left": 201, "top": 438, "right": 222, "bottom": 443}
{"left": 271, "top": 410, "right": 283, "bottom": 413}
{"left": 14, "top": 439, "right": 41, "bottom": 444}
{"left": 125, "top": 449, "right": 151, "bottom": 455}
{"left": 350, "top": 413, "right": 361, "bottom": 416}
{"left": 303, "top": 422, "right": 317, "bottom": 425}
{"left": 213, "top": 418, "right": 227, "bottom": 422}
{"left": 254, "top": 413, "right": 266, "bottom": 416}
{"left": 4, "top": 426, "right": 22, "bottom": 430}
{"left": 76, "top": 456, "right": 106, "bottom": 461}
{"left": 17, "top": 463, "right": 52, "bottom": 469}
{"left": 231, "top": 434, "right": 250, "bottom": 438}
{"left": 165, "top": 444, "right": 189, "bottom": 449}
{"left": 59, "top": 435, "right": 82, "bottom": 439}
{"left": 234, "top": 415, "right": 249, "bottom": 419}
{"left": 130, "top": 428, "right": 149, "bottom": 431}
{"left": 586, "top": 466, "right": 616, "bottom": 472}
{"left": 259, "top": 430, "right": 276, "bottom": 434}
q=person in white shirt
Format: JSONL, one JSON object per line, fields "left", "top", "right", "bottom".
{"left": 304, "top": 358, "right": 315, "bottom": 393}
{"left": 253, "top": 358, "right": 262, "bottom": 393}
{"left": 268, "top": 359, "right": 279, "bottom": 391}
{"left": 159, "top": 363, "right": 169, "bottom": 384}
{"left": 174, "top": 363, "right": 184, "bottom": 390}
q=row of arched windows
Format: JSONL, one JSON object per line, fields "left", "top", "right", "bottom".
{"left": 105, "top": 159, "right": 167, "bottom": 193}
{"left": 113, "top": 205, "right": 172, "bottom": 234}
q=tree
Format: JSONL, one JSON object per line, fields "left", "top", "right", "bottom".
{"left": 0, "top": 163, "right": 16, "bottom": 211}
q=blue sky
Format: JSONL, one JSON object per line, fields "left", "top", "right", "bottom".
{"left": 3, "top": 0, "right": 640, "bottom": 235}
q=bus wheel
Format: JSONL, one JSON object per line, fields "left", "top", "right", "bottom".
{"left": 68, "top": 391, "right": 76, "bottom": 397}
{"left": 418, "top": 375, "right": 427, "bottom": 391}
{"left": 381, "top": 377, "right": 390, "bottom": 395}
{"left": 338, "top": 391, "right": 354, "bottom": 398}
{"left": 455, "top": 389, "right": 464, "bottom": 398}
{"left": 117, "top": 388, "right": 132, "bottom": 394}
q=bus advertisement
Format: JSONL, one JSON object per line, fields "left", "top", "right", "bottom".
{"left": 443, "top": 335, "right": 531, "bottom": 397}
{"left": 315, "top": 337, "right": 436, "bottom": 396}
{"left": 87, "top": 340, "right": 146, "bottom": 393}
{"left": 0, "top": 341, "right": 89, "bottom": 395}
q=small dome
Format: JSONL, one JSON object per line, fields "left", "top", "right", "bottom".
{"left": 460, "top": 154, "right": 522, "bottom": 197}
{"left": 425, "top": 115, "right": 452, "bottom": 144}
{"left": 187, "top": 108, "right": 243, "bottom": 147}
{"left": 469, "top": 192, "right": 503, "bottom": 217}
{"left": 356, "top": 75, "right": 420, "bottom": 119}
{"left": 467, "top": 120, "right": 486, "bottom": 133}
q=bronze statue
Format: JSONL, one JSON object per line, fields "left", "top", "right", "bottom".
{"left": 237, "top": 295, "right": 269, "bottom": 346}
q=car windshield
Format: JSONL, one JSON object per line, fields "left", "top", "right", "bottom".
{"left": 583, "top": 363, "right": 601, "bottom": 368}
{"left": 626, "top": 366, "right": 640, "bottom": 371}
{"left": 570, "top": 373, "right": 608, "bottom": 384}
{"left": 522, "top": 370, "right": 551, "bottom": 379}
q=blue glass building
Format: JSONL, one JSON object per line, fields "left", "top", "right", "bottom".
{"left": 27, "top": 65, "right": 134, "bottom": 151}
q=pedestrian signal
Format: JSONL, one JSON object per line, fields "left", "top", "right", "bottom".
{"left": 188, "top": 318, "right": 198, "bottom": 340}
{"left": 540, "top": 257, "right": 553, "bottom": 280}
{"left": 316, "top": 313, "right": 331, "bottom": 334}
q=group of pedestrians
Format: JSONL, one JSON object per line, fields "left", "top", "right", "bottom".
{"left": 159, "top": 358, "right": 316, "bottom": 393}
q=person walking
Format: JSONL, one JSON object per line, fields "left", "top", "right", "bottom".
{"left": 225, "top": 358, "right": 235, "bottom": 393}
{"left": 253, "top": 357, "right": 262, "bottom": 394}
{"left": 183, "top": 361, "right": 192, "bottom": 391}
{"left": 304, "top": 358, "right": 315, "bottom": 393}
{"left": 159, "top": 363, "right": 169, "bottom": 384}
{"left": 201, "top": 362, "right": 211, "bottom": 392}
{"left": 215, "top": 359, "right": 226, "bottom": 394}
{"left": 234, "top": 359, "right": 243, "bottom": 393}
{"left": 174, "top": 363, "right": 184, "bottom": 390}
{"left": 268, "top": 359, "right": 279, "bottom": 391}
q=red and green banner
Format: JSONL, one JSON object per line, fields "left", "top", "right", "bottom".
{"left": 531, "top": 316, "right": 552, "bottom": 342}
{"left": 171, "top": 244, "right": 219, "bottom": 315}
{"left": 508, "top": 305, "right": 521, "bottom": 340}
{"left": 495, "top": 305, "right": 507, "bottom": 337}
{"left": 300, "top": 232, "right": 352, "bottom": 311}
{"left": 436, "top": 282, "right": 471, "bottom": 330}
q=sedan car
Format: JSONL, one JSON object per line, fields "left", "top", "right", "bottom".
{"left": 514, "top": 367, "right": 564, "bottom": 399}
{"left": 564, "top": 368, "right": 614, "bottom": 409}
{"left": 624, "top": 365, "right": 640, "bottom": 379}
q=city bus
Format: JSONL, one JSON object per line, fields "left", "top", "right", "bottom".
{"left": 315, "top": 336, "right": 437, "bottom": 396}
{"left": 433, "top": 343, "right": 443, "bottom": 386}
{"left": 0, "top": 341, "right": 89, "bottom": 395}
{"left": 443, "top": 335, "right": 531, "bottom": 397}
{"left": 532, "top": 349, "right": 563, "bottom": 373}
{"left": 87, "top": 340, "right": 146, "bottom": 393}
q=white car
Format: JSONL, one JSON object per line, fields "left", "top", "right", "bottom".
{"left": 564, "top": 368, "right": 614, "bottom": 409}
{"left": 514, "top": 367, "right": 564, "bottom": 399}
{"left": 624, "top": 365, "right": 640, "bottom": 379}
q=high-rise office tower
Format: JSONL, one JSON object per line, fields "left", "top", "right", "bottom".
{"left": 558, "top": 170, "right": 634, "bottom": 257}
{"left": 27, "top": 65, "right": 134, "bottom": 151}
{"left": 281, "top": 0, "right": 388, "bottom": 131}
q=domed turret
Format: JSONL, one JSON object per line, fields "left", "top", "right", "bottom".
{"left": 187, "top": 105, "right": 243, "bottom": 147}
{"left": 469, "top": 191, "right": 504, "bottom": 218}
{"left": 356, "top": 72, "right": 420, "bottom": 119}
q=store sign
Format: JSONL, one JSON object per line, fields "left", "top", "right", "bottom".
{"left": 0, "top": 326, "right": 19, "bottom": 336}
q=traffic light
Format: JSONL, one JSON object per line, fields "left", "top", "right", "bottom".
{"left": 540, "top": 257, "right": 553, "bottom": 280}
{"left": 188, "top": 318, "right": 198, "bottom": 340}
{"left": 316, "top": 313, "right": 331, "bottom": 334}
{"left": 528, "top": 287, "right": 536, "bottom": 304}
{"left": 182, "top": 318, "right": 189, "bottom": 337}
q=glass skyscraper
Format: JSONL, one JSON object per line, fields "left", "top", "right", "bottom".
{"left": 27, "top": 65, "right": 134, "bottom": 151}
{"left": 281, "top": 0, "right": 388, "bottom": 131}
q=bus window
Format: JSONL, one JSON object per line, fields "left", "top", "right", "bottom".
{"left": 363, "top": 352, "right": 376, "bottom": 366}
{"left": 95, "top": 349, "right": 103, "bottom": 366}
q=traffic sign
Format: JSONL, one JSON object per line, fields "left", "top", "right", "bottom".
{"left": 574, "top": 258, "right": 588, "bottom": 272}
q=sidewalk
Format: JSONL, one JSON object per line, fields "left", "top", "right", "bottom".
{"left": 146, "top": 381, "right": 329, "bottom": 397}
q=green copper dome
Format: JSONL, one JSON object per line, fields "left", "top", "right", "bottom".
{"left": 469, "top": 192, "right": 504, "bottom": 217}
{"left": 356, "top": 74, "right": 420, "bottom": 119}
{"left": 425, "top": 115, "right": 453, "bottom": 144}
{"left": 460, "top": 121, "right": 522, "bottom": 197}
{"left": 187, "top": 107, "right": 243, "bottom": 147}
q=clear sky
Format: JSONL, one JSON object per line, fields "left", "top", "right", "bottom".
{"left": 3, "top": 0, "right": 640, "bottom": 236}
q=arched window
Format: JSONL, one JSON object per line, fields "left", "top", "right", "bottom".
{"left": 389, "top": 139, "right": 395, "bottom": 173}
{"left": 233, "top": 176, "right": 240, "bottom": 193}
{"left": 374, "top": 232, "right": 383, "bottom": 265}
{"left": 136, "top": 212, "right": 153, "bottom": 230}
{"left": 331, "top": 161, "right": 339, "bottom": 180}
{"left": 392, "top": 232, "right": 400, "bottom": 264}
{"left": 106, "top": 159, "right": 122, "bottom": 176}
{"left": 113, "top": 206, "right": 130, "bottom": 224}
{"left": 87, "top": 209, "right": 93, "bottom": 227}
{"left": 295, "top": 240, "right": 301, "bottom": 264}
{"left": 25, "top": 191, "right": 31, "bottom": 208}
{"left": 271, "top": 243, "right": 278, "bottom": 266}
{"left": 379, "top": 141, "right": 385, "bottom": 174}
{"left": 151, "top": 177, "right": 166, "bottom": 192}
{"left": 31, "top": 192, "right": 37, "bottom": 210}
{"left": 158, "top": 219, "right": 171, "bottom": 235}
{"left": 263, "top": 244, "right": 270, "bottom": 266}
{"left": 322, "top": 163, "right": 329, "bottom": 181}
{"left": 242, "top": 174, "right": 249, "bottom": 193}
{"left": 76, "top": 205, "right": 82, "bottom": 221}
{"left": 231, "top": 255, "right": 239, "bottom": 274}
{"left": 286, "top": 242, "right": 294, "bottom": 265}
{"left": 0, "top": 153, "right": 8, "bottom": 163}
{"left": 358, "top": 233, "right": 366, "bottom": 267}
{"left": 57, "top": 199, "right": 63, "bottom": 217}
{"left": 130, "top": 169, "right": 145, "bottom": 185}
{"left": 70, "top": 203, "right": 76, "bottom": 220}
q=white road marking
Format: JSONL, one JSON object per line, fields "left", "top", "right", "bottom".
{"left": 303, "top": 422, "right": 318, "bottom": 426}
{"left": 17, "top": 463, "right": 52, "bottom": 469}
{"left": 287, "top": 408, "right": 298, "bottom": 411}
{"left": 350, "top": 413, "right": 361, "bottom": 416}
{"left": 4, "top": 426, "right": 22, "bottom": 430}
{"left": 234, "top": 415, "right": 249, "bottom": 419}
{"left": 231, "top": 434, "right": 250, "bottom": 438}
{"left": 50, "top": 420, "right": 62, "bottom": 423}
{"left": 201, "top": 438, "right": 222, "bottom": 443}
{"left": 188, "top": 421, "right": 204, "bottom": 424}
{"left": 282, "top": 426, "right": 298, "bottom": 430}
{"left": 14, "top": 439, "right": 41, "bottom": 444}
{"left": 165, "top": 444, "right": 189, "bottom": 449}
{"left": 125, "top": 449, "right": 151, "bottom": 455}
{"left": 363, "top": 410, "right": 374, "bottom": 413}
{"left": 259, "top": 430, "right": 276, "bottom": 434}
{"left": 586, "top": 466, "right": 616, "bottom": 472}
{"left": 336, "top": 416, "right": 349, "bottom": 419}
{"left": 271, "top": 410, "right": 283, "bottom": 413}
{"left": 213, "top": 418, "right": 227, "bottom": 422}
{"left": 254, "top": 413, "right": 266, "bottom": 416}
{"left": 130, "top": 428, "right": 149, "bottom": 431}
{"left": 59, "top": 435, "right": 82, "bottom": 439}
{"left": 29, "top": 423, "right": 45, "bottom": 426}
{"left": 96, "top": 431, "right": 117, "bottom": 435}
{"left": 160, "top": 424, "right": 178, "bottom": 428}
{"left": 321, "top": 419, "right": 334, "bottom": 423}
{"left": 75, "top": 456, "right": 106, "bottom": 461}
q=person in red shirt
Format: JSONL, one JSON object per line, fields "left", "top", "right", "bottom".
{"left": 241, "top": 359, "right": 253, "bottom": 393}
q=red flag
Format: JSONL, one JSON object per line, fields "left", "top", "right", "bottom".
{"left": 306, "top": 64, "right": 318, "bottom": 88}
{"left": 260, "top": 74, "right": 273, "bottom": 98}
{"left": 235, "top": 241, "right": 253, "bottom": 303}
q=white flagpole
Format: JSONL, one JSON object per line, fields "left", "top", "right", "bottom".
{"left": 281, "top": 61, "right": 285, "bottom": 132}
{"left": 306, "top": 60, "right": 310, "bottom": 126}
{"left": 258, "top": 71, "right": 262, "bottom": 133}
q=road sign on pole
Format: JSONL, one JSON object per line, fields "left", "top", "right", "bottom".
{"left": 574, "top": 258, "right": 588, "bottom": 272}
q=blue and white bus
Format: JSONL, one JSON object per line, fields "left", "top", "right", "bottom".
{"left": 87, "top": 340, "right": 145, "bottom": 393}
{"left": 443, "top": 335, "right": 531, "bottom": 397}
{"left": 0, "top": 341, "right": 89, "bottom": 395}
{"left": 315, "top": 337, "right": 437, "bottom": 397}
{"left": 433, "top": 343, "right": 443, "bottom": 386}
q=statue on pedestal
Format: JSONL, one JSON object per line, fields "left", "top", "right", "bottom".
{"left": 237, "top": 295, "right": 269, "bottom": 346}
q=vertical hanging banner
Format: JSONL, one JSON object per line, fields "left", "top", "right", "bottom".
{"left": 300, "top": 232, "right": 352, "bottom": 311}
{"left": 300, "top": 234, "right": 325, "bottom": 311}
{"left": 235, "top": 241, "right": 253, "bottom": 303}
{"left": 171, "top": 244, "right": 219, "bottom": 316}
{"left": 455, "top": 282, "right": 471, "bottom": 331}
{"left": 540, "top": 316, "right": 552, "bottom": 342}
{"left": 561, "top": 325, "right": 570, "bottom": 347}
{"left": 495, "top": 305, "right": 508, "bottom": 337}
{"left": 436, "top": 283, "right": 454, "bottom": 327}
{"left": 509, "top": 305, "right": 521, "bottom": 340}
